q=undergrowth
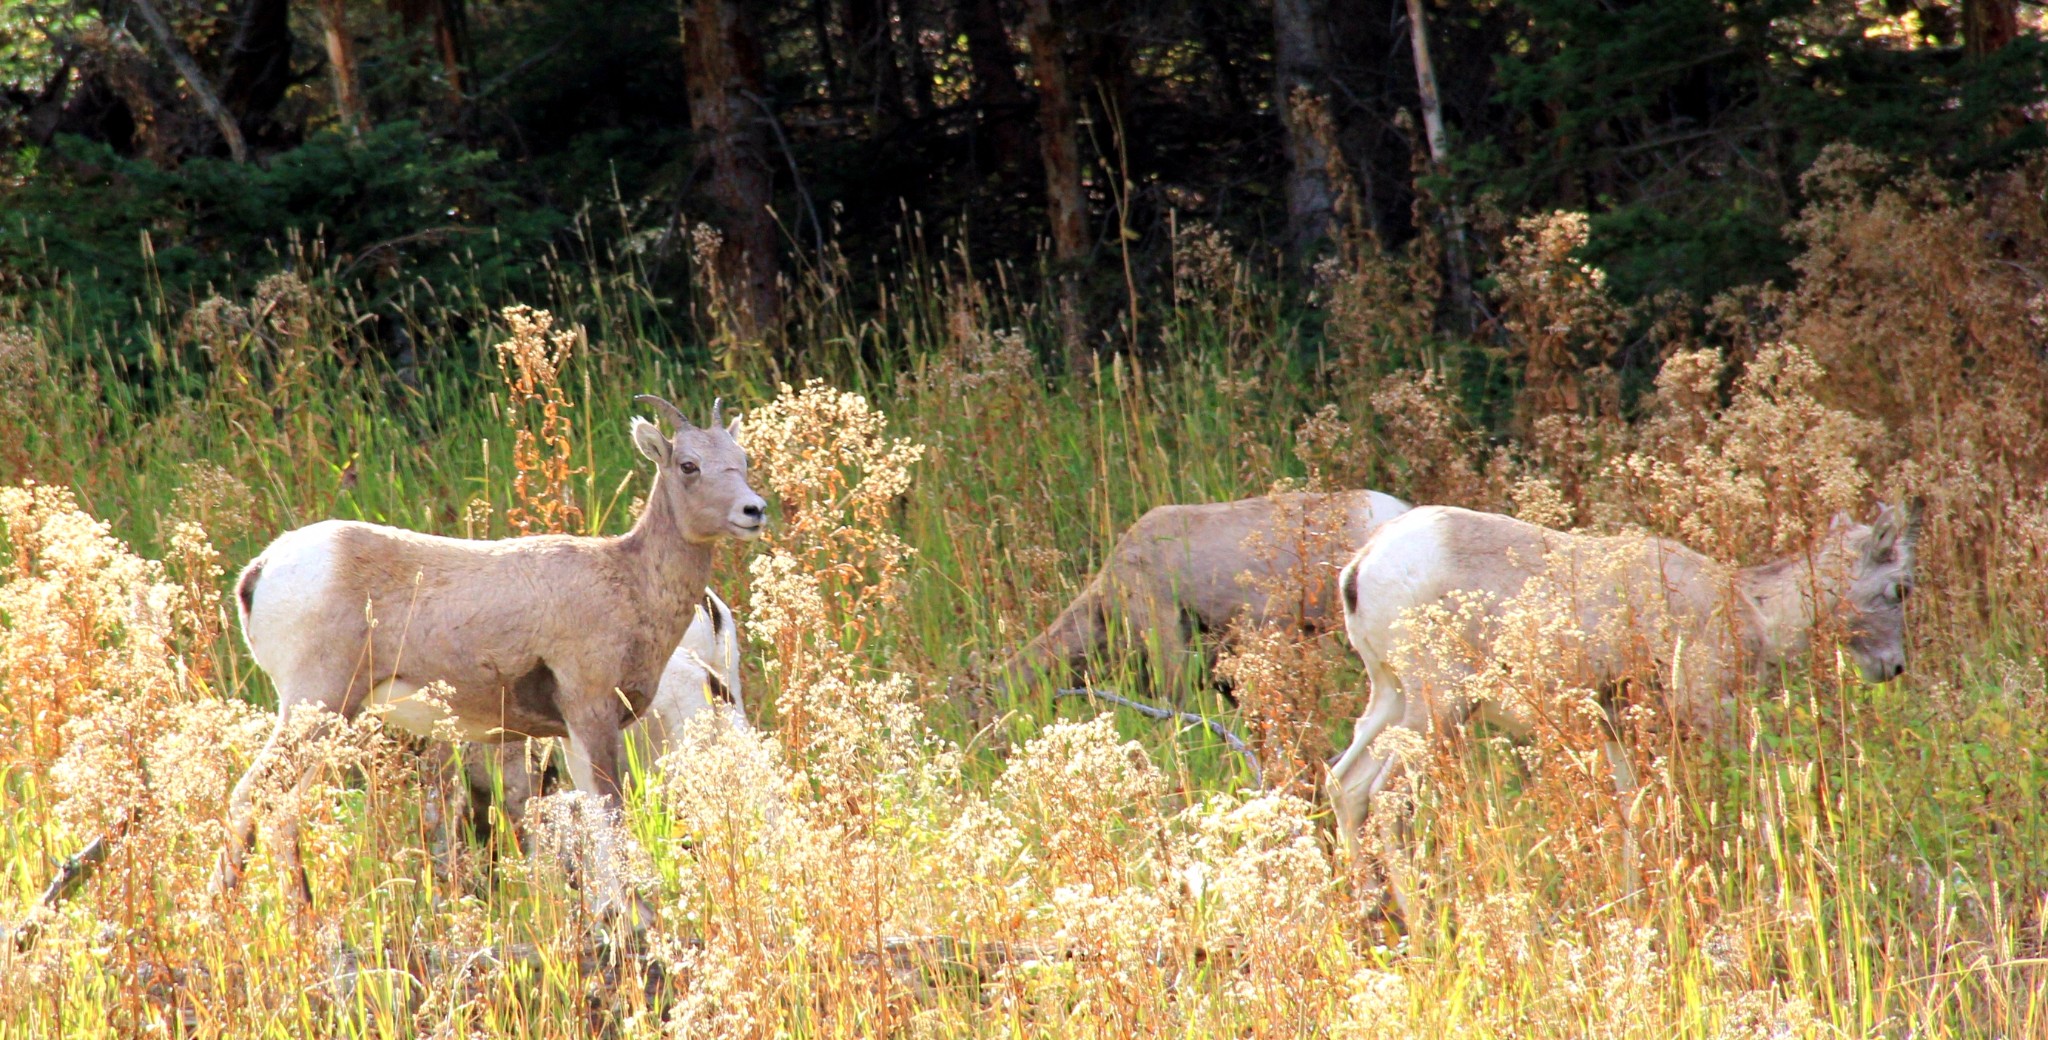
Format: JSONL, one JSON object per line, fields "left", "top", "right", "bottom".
{"left": 1, "top": 146, "right": 2046, "bottom": 1037}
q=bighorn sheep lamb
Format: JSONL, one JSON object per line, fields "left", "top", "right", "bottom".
{"left": 994, "top": 490, "right": 1411, "bottom": 697}
{"left": 1328, "top": 503, "right": 1917, "bottom": 863}
{"left": 219, "top": 395, "right": 764, "bottom": 912}
{"left": 631, "top": 587, "right": 747, "bottom": 754}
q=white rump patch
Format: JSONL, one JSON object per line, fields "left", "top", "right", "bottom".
{"left": 242, "top": 519, "right": 347, "bottom": 679}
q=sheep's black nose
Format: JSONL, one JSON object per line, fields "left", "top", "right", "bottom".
{"left": 1891, "top": 662, "right": 1905, "bottom": 678}
{"left": 742, "top": 503, "right": 765, "bottom": 521}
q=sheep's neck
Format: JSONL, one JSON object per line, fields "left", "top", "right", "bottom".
{"left": 618, "top": 471, "right": 714, "bottom": 634}
{"left": 1733, "top": 545, "right": 1847, "bottom": 671}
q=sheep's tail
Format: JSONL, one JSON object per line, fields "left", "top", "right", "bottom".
{"left": 235, "top": 557, "right": 265, "bottom": 622}
{"left": 1338, "top": 556, "right": 1361, "bottom": 617}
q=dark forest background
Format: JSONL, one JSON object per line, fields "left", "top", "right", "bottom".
{"left": 3, "top": 0, "right": 2044, "bottom": 372}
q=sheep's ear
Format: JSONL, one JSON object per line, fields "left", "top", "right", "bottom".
{"left": 1863, "top": 504, "right": 1902, "bottom": 564}
{"left": 1828, "top": 511, "right": 1853, "bottom": 534}
{"left": 632, "top": 417, "right": 672, "bottom": 464}
{"left": 726, "top": 415, "right": 743, "bottom": 440}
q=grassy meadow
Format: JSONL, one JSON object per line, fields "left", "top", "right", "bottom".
{"left": 3, "top": 153, "right": 2048, "bottom": 1038}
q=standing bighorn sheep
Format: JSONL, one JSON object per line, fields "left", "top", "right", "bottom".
{"left": 993, "top": 490, "right": 1411, "bottom": 697}
{"left": 1328, "top": 503, "right": 1917, "bottom": 867}
{"left": 450, "top": 588, "right": 747, "bottom": 833}
{"left": 219, "top": 395, "right": 763, "bottom": 913}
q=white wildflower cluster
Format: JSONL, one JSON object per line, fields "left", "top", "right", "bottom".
{"left": 0, "top": 483, "right": 190, "bottom": 769}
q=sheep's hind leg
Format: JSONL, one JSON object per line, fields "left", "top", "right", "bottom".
{"left": 419, "top": 741, "right": 483, "bottom": 887}
{"left": 272, "top": 762, "right": 329, "bottom": 911}
{"left": 1326, "top": 660, "right": 1408, "bottom": 857}
{"left": 216, "top": 726, "right": 281, "bottom": 894}
{"left": 1120, "top": 591, "right": 1196, "bottom": 701}
{"left": 216, "top": 705, "right": 340, "bottom": 908}
{"left": 1328, "top": 654, "right": 1427, "bottom": 925}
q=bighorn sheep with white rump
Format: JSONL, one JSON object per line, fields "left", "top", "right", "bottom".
{"left": 219, "top": 395, "right": 764, "bottom": 916}
{"left": 993, "top": 489, "right": 1411, "bottom": 699}
{"left": 1328, "top": 502, "right": 1917, "bottom": 888}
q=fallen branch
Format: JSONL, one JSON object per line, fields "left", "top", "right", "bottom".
{"left": 320, "top": 934, "right": 1055, "bottom": 1016}
{"left": 1056, "top": 687, "right": 1264, "bottom": 791}
{"left": 12, "top": 808, "right": 140, "bottom": 953}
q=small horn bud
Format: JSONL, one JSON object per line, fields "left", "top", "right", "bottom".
{"left": 711, "top": 397, "right": 725, "bottom": 429}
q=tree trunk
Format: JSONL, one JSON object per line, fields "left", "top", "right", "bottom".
{"left": 131, "top": 0, "right": 250, "bottom": 161}
{"left": 219, "top": 0, "right": 293, "bottom": 145}
{"left": 1025, "top": 0, "right": 1089, "bottom": 368}
{"left": 1194, "top": 2, "right": 1250, "bottom": 128}
{"left": 435, "top": 0, "right": 471, "bottom": 102}
{"left": 1405, "top": 0, "right": 1449, "bottom": 170}
{"left": 844, "top": 0, "right": 905, "bottom": 123}
{"left": 810, "top": 0, "right": 842, "bottom": 99}
{"left": 318, "top": 0, "right": 368, "bottom": 135}
{"left": 957, "top": 0, "right": 1028, "bottom": 171}
{"left": 1964, "top": 0, "right": 2018, "bottom": 57}
{"left": 682, "top": 0, "right": 783, "bottom": 347}
{"left": 898, "top": 0, "right": 937, "bottom": 116}
{"left": 1274, "top": 0, "right": 1334, "bottom": 257}
{"left": 1325, "top": 0, "right": 1407, "bottom": 242}
{"left": 1405, "top": 0, "right": 1473, "bottom": 333}
{"left": 390, "top": 0, "right": 469, "bottom": 110}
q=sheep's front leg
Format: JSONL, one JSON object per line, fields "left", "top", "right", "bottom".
{"left": 561, "top": 698, "right": 655, "bottom": 930}
{"left": 561, "top": 719, "right": 625, "bottom": 808}
{"left": 1604, "top": 739, "right": 1642, "bottom": 893}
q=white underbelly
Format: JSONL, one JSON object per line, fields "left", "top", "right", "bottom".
{"left": 364, "top": 680, "right": 502, "bottom": 742}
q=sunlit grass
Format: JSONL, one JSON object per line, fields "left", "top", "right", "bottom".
{"left": 1, "top": 212, "right": 2044, "bottom": 1038}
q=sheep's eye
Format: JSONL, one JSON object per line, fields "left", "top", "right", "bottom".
{"left": 680, "top": 460, "right": 700, "bottom": 475}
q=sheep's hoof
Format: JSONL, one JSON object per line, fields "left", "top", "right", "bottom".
{"left": 211, "top": 855, "right": 243, "bottom": 896}
{"left": 597, "top": 891, "right": 658, "bottom": 938}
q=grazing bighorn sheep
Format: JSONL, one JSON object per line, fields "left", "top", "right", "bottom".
{"left": 994, "top": 490, "right": 1411, "bottom": 697}
{"left": 1328, "top": 503, "right": 1917, "bottom": 863}
{"left": 219, "top": 395, "right": 764, "bottom": 913}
